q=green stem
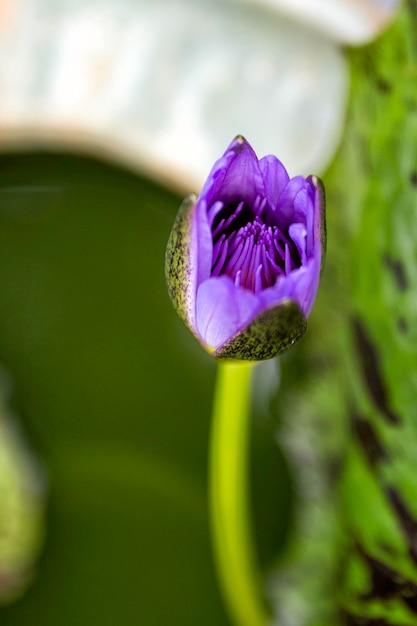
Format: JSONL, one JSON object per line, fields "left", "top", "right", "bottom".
{"left": 209, "top": 361, "right": 270, "bottom": 626}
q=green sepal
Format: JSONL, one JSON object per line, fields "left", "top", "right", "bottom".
{"left": 311, "top": 175, "right": 327, "bottom": 274}
{"left": 214, "top": 300, "right": 307, "bottom": 361}
{"left": 165, "top": 193, "right": 196, "bottom": 330}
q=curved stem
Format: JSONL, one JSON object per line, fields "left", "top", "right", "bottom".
{"left": 209, "top": 361, "right": 270, "bottom": 626}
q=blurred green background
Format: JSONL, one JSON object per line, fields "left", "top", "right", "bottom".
{"left": 0, "top": 152, "right": 290, "bottom": 625}
{"left": 0, "top": 152, "right": 224, "bottom": 625}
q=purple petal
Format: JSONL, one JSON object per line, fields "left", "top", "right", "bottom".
{"left": 274, "top": 176, "right": 310, "bottom": 227}
{"left": 199, "top": 136, "right": 265, "bottom": 209}
{"left": 191, "top": 198, "right": 213, "bottom": 289}
{"left": 292, "top": 259, "right": 321, "bottom": 317}
{"left": 258, "top": 155, "right": 290, "bottom": 208}
{"left": 257, "top": 258, "right": 320, "bottom": 318}
{"left": 291, "top": 188, "right": 314, "bottom": 255}
{"left": 196, "top": 276, "right": 261, "bottom": 349}
{"left": 289, "top": 222, "right": 307, "bottom": 265}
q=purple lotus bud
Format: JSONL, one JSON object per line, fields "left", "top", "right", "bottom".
{"left": 166, "top": 136, "right": 326, "bottom": 361}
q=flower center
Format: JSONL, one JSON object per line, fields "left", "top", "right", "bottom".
{"left": 209, "top": 198, "right": 301, "bottom": 293}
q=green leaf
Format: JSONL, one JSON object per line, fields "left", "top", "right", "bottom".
{"left": 268, "top": 4, "right": 417, "bottom": 624}
{"left": 338, "top": 5, "right": 417, "bottom": 623}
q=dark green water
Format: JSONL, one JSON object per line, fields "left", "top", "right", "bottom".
{"left": 0, "top": 151, "right": 227, "bottom": 625}
{"left": 0, "top": 151, "right": 289, "bottom": 626}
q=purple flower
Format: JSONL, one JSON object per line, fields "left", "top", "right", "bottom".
{"left": 166, "top": 136, "right": 326, "bottom": 360}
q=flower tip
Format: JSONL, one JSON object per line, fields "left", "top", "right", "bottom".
{"left": 185, "top": 191, "right": 198, "bottom": 205}
{"left": 229, "top": 134, "right": 253, "bottom": 154}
